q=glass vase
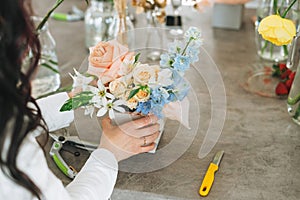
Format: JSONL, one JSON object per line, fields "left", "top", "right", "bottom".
{"left": 145, "top": 10, "right": 163, "bottom": 62}
{"left": 287, "top": 69, "right": 300, "bottom": 125}
{"left": 287, "top": 33, "right": 300, "bottom": 125}
{"left": 107, "top": 0, "right": 134, "bottom": 47}
{"left": 28, "top": 16, "right": 60, "bottom": 98}
{"left": 107, "top": 10, "right": 134, "bottom": 47}
{"left": 255, "top": 0, "right": 300, "bottom": 62}
{"left": 84, "top": 0, "right": 114, "bottom": 48}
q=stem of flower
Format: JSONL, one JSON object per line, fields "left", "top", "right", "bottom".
{"left": 36, "top": 0, "right": 65, "bottom": 32}
{"left": 261, "top": 40, "right": 269, "bottom": 55}
{"left": 283, "top": 45, "right": 289, "bottom": 56}
{"left": 273, "top": 0, "right": 278, "bottom": 14}
{"left": 182, "top": 38, "right": 193, "bottom": 56}
{"left": 282, "top": 0, "right": 298, "bottom": 18}
{"left": 270, "top": 43, "right": 274, "bottom": 58}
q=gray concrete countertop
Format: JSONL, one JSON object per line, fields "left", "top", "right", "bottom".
{"left": 33, "top": 0, "right": 300, "bottom": 199}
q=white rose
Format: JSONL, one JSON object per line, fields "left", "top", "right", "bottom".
{"left": 157, "top": 68, "right": 173, "bottom": 86}
{"left": 109, "top": 78, "right": 127, "bottom": 98}
{"left": 132, "top": 64, "right": 160, "bottom": 85}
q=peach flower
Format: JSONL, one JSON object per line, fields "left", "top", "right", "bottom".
{"left": 87, "top": 40, "right": 134, "bottom": 84}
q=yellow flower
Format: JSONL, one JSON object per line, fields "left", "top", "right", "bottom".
{"left": 258, "top": 15, "right": 296, "bottom": 46}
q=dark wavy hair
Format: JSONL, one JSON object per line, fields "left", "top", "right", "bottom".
{"left": 0, "top": 0, "right": 47, "bottom": 199}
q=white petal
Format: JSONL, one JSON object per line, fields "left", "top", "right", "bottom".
{"left": 69, "top": 73, "right": 75, "bottom": 80}
{"left": 86, "top": 85, "right": 99, "bottom": 94}
{"left": 97, "top": 80, "right": 105, "bottom": 90}
{"left": 97, "top": 107, "right": 108, "bottom": 117}
{"left": 101, "top": 98, "right": 108, "bottom": 106}
{"left": 109, "top": 109, "right": 115, "bottom": 119}
{"left": 106, "top": 92, "right": 115, "bottom": 100}
{"left": 74, "top": 68, "right": 80, "bottom": 75}
{"left": 114, "top": 106, "right": 125, "bottom": 113}
{"left": 114, "top": 99, "right": 126, "bottom": 106}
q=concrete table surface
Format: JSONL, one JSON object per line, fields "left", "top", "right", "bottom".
{"left": 32, "top": 0, "right": 300, "bottom": 199}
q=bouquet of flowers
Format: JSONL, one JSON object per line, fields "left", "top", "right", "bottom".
{"left": 60, "top": 27, "right": 203, "bottom": 128}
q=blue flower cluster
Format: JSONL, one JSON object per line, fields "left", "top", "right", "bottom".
{"left": 137, "top": 27, "right": 202, "bottom": 118}
{"left": 160, "top": 26, "right": 202, "bottom": 74}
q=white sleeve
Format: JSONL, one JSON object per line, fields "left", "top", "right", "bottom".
{"left": 3, "top": 133, "right": 118, "bottom": 200}
{"left": 36, "top": 92, "right": 74, "bottom": 132}
{"left": 65, "top": 149, "right": 118, "bottom": 200}
{"left": 39, "top": 148, "right": 118, "bottom": 200}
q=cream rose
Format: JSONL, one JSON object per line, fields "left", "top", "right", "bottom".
{"left": 132, "top": 64, "right": 160, "bottom": 85}
{"left": 126, "top": 98, "right": 138, "bottom": 110}
{"left": 87, "top": 40, "right": 134, "bottom": 84}
{"left": 109, "top": 78, "right": 127, "bottom": 98}
{"left": 134, "top": 89, "right": 150, "bottom": 102}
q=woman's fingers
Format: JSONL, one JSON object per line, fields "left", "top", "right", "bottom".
{"left": 140, "top": 143, "right": 156, "bottom": 153}
{"left": 141, "top": 131, "right": 160, "bottom": 146}
{"left": 126, "top": 123, "right": 160, "bottom": 138}
{"left": 120, "top": 115, "right": 159, "bottom": 130}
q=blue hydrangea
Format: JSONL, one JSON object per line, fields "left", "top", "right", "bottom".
{"left": 160, "top": 53, "right": 173, "bottom": 68}
{"left": 168, "top": 40, "right": 184, "bottom": 54}
{"left": 172, "top": 55, "right": 191, "bottom": 73}
{"left": 150, "top": 87, "right": 169, "bottom": 106}
{"left": 136, "top": 101, "right": 151, "bottom": 115}
{"left": 171, "top": 70, "right": 190, "bottom": 101}
{"left": 185, "top": 46, "right": 199, "bottom": 63}
{"left": 184, "top": 27, "right": 202, "bottom": 41}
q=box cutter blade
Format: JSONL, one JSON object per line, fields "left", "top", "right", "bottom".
{"left": 199, "top": 150, "right": 224, "bottom": 196}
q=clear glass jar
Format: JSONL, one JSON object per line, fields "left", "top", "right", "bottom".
{"left": 30, "top": 16, "right": 60, "bottom": 98}
{"left": 84, "top": 0, "right": 114, "bottom": 48}
{"left": 255, "top": 0, "right": 300, "bottom": 62}
{"left": 287, "top": 69, "right": 300, "bottom": 125}
{"left": 145, "top": 10, "right": 163, "bottom": 61}
{"left": 107, "top": 9, "right": 135, "bottom": 48}
{"left": 287, "top": 32, "right": 300, "bottom": 125}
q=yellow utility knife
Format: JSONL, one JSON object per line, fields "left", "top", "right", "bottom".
{"left": 199, "top": 150, "right": 224, "bottom": 197}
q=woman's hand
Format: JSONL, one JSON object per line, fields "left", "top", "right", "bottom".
{"left": 99, "top": 115, "right": 160, "bottom": 162}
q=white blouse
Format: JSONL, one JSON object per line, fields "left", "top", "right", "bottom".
{"left": 0, "top": 92, "right": 118, "bottom": 200}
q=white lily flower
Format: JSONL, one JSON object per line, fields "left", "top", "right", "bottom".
{"left": 87, "top": 80, "right": 115, "bottom": 102}
{"left": 70, "top": 68, "right": 93, "bottom": 89}
{"left": 96, "top": 98, "right": 126, "bottom": 119}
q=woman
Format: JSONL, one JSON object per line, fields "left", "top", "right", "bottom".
{"left": 0, "top": 0, "right": 160, "bottom": 199}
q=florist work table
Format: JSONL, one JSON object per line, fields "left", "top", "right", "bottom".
{"left": 33, "top": 0, "right": 300, "bottom": 199}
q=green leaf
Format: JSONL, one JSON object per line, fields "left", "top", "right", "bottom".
{"left": 282, "top": 0, "right": 298, "bottom": 18}
{"left": 134, "top": 53, "right": 141, "bottom": 64}
{"left": 272, "top": 63, "right": 281, "bottom": 77}
{"left": 36, "top": 0, "right": 65, "bottom": 32}
{"left": 60, "top": 91, "right": 94, "bottom": 112}
{"left": 127, "top": 88, "right": 140, "bottom": 100}
{"left": 41, "top": 63, "right": 59, "bottom": 74}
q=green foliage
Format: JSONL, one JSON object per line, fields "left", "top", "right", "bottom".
{"left": 134, "top": 53, "right": 141, "bottom": 64}
{"left": 60, "top": 91, "right": 94, "bottom": 111}
{"left": 127, "top": 88, "right": 140, "bottom": 100}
